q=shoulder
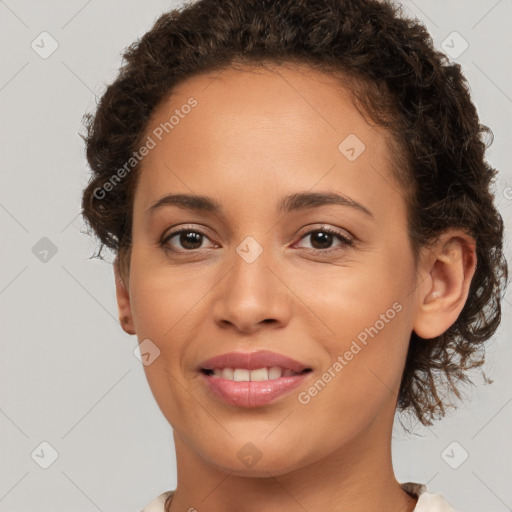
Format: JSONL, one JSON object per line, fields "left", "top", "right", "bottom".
{"left": 401, "top": 482, "right": 458, "bottom": 512}
{"left": 140, "top": 490, "right": 174, "bottom": 512}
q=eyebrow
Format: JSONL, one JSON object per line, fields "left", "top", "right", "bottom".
{"left": 145, "top": 191, "right": 373, "bottom": 218}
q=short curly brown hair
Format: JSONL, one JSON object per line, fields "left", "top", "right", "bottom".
{"left": 81, "top": 0, "right": 508, "bottom": 425}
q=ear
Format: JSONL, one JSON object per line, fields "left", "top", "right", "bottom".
{"left": 113, "top": 256, "right": 136, "bottom": 335}
{"left": 413, "top": 230, "right": 477, "bottom": 339}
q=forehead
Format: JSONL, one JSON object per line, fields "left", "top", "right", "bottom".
{"left": 134, "top": 63, "right": 402, "bottom": 217}
{"left": 146, "top": 62, "right": 390, "bottom": 152}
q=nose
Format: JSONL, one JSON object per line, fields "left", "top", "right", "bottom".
{"left": 211, "top": 245, "right": 292, "bottom": 335}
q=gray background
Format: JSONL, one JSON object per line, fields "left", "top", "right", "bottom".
{"left": 0, "top": 1, "right": 511, "bottom": 511}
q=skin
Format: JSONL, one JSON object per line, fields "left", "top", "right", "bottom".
{"left": 114, "top": 63, "right": 476, "bottom": 512}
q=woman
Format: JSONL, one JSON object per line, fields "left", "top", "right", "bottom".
{"left": 80, "top": 0, "right": 507, "bottom": 510}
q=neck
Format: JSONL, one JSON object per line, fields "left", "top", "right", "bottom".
{"left": 166, "top": 410, "right": 417, "bottom": 512}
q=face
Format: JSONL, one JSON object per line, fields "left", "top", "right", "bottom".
{"left": 121, "top": 64, "right": 421, "bottom": 476}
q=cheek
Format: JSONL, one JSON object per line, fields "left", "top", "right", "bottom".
{"left": 128, "top": 261, "right": 203, "bottom": 426}
{"left": 297, "top": 307, "right": 411, "bottom": 446}
{"left": 316, "top": 259, "right": 412, "bottom": 345}
{"left": 128, "top": 249, "right": 206, "bottom": 340}
{"left": 306, "top": 246, "right": 414, "bottom": 415}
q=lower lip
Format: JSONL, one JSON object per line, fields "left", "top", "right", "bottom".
{"left": 200, "top": 371, "right": 311, "bottom": 407}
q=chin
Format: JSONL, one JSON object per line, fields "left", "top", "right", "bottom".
{"left": 210, "top": 455, "right": 303, "bottom": 478}
{"left": 196, "top": 438, "right": 312, "bottom": 478}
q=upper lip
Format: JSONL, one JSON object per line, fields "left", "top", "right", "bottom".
{"left": 198, "top": 350, "right": 311, "bottom": 373}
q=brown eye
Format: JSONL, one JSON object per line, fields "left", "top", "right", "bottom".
{"left": 295, "top": 226, "right": 354, "bottom": 253}
{"left": 308, "top": 230, "right": 335, "bottom": 250}
{"left": 161, "top": 229, "right": 212, "bottom": 252}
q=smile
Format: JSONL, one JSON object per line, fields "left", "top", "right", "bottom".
{"left": 202, "top": 367, "right": 310, "bottom": 381}
{"left": 199, "top": 368, "right": 312, "bottom": 407}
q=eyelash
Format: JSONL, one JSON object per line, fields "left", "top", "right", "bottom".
{"left": 160, "top": 225, "right": 354, "bottom": 255}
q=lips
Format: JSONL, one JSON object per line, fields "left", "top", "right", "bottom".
{"left": 197, "top": 350, "right": 313, "bottom": 407}
{"left": 198, "top": 349, "right": 312, "bottom": 374}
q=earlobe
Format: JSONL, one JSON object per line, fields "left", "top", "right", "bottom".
{"left": 413, "top": 232, "right": 477, "bottom": 339}
{"left": 113, "top": 257, "right": 136, "bottom": 335}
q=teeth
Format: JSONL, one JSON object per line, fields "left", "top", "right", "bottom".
{"left": 209, "top": 366, "right": 302, "bottom": 381}
{"left": 247, "top": 368, "right": 268, "bottom": 381}
{"left": 233, "top": 369, "right": 250, "bottom": 381}
{"left": 269, "top": 367, "right": 283, "bottom": 379}
{"left": 220, "top": 368, "right": 233, "bottom": 379}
